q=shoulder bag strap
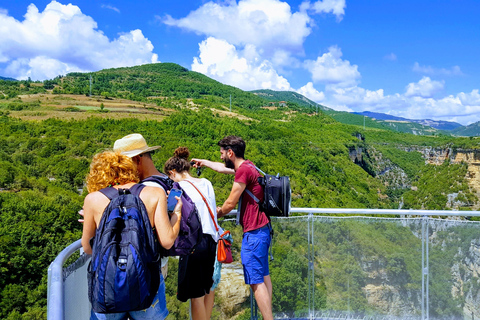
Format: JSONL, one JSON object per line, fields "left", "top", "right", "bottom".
{"left": 184, "top": 180, "right": 219, "bottom": 233}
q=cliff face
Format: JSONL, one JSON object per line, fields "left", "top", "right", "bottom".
{"left": 455, "top": 237, "right": 480, "bottom": 318}
{"left": 216, "top": 262, "right": 250, "bottom": 318}
{"left": 416, "top": 148, "right": 480, "bottom": 207}
{"left": 349, "top": 145, "right": 480, "bottom": 208}
{"left": 360, "top": 257, "right": 420, "bottom": 316}
{"left": 349, "top": 145, "right": 411, "bottom": 190}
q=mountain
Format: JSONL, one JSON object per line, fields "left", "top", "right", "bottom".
{"left": 353, "top": 111, "right": 463, "bottom": 131}
{"left": 250, "top": 89, "right": 331, "bottom": 111}
{"left": 0, "top": 62, "right": 461, "bottom": 136}
{"left": 0, "top": 76, "right": 16, "bottom": 81}
{"left": 249, "top": 90, "right": 452, "bottom": 136}
{"left": 451, "top": 121, "right": 480, "bottom": 136}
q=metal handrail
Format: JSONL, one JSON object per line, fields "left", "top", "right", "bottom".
{"left": 47, "top": 207, "right": 480, "bottom": 320}
{"left": 47, "top": 239, "right": 84, "bottom": 320}
{"left": 286, "top": 207, "right": 480, "bottom": 217}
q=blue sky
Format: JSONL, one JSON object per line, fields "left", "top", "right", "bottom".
{"left": 1, "top": 0, "right": 479, "bottom": 125}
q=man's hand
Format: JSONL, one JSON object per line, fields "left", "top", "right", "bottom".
{"left": 191, "top": 158, "right": 235, "bottom": 175}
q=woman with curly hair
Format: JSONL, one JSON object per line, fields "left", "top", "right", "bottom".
{"left": 82, "top": 150, "right": 182, "bottom": 320}
{"left": 164, "top": 147, "right": 220, "bottom": 320}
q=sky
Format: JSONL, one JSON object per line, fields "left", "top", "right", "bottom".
{"left": 1, "top": 0, "right": 479, "bottom": 125}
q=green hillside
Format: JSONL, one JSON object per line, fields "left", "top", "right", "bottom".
{"left": 1, "top": 62, "right": 480, "bottom": 319}
{"left": 250, "top": 89, "right": 331, "bottom": 111}
{"left": 0, "top": 76, "right": 16, "bottom": 81}
{"left": 249, "top": 89, "right": 450, "bottom": 136}
{"left": 58, "top": 63, "right": 268, "bottom": 110}
{"left": 452, "top": 121, "right": 480, "bottom": 136}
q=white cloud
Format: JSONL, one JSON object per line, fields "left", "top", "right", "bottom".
{"left": 192, "top": 37, "right": 291, "bottom": 91}
{"left": 163, "top": 0, "right": 312, "bottom": 58}
{"left": 304, "top": 46, "right": 360, "bottom": 87}
{"left": 297, "top": 82, "right": 325, "bottom": 102}
{"left": 384, "top": 53, "right": 397, "bottom": 61}
{"left": 317, "top": 81, "right": 480, "bottom": 125}
{"left": 326, "top": 85, "right": 385, "bottom": 107}
{"left": 405, "top": 76, "right": 444, "bottom": 98}
{"left": 458, "top": 89, "right": 480, "bottom": 105}
{"left": 309, "top": 0, "right": 346, "bottom": 21}
{"left": 0, "top": 1, "right": 157, "bottom": 80}
{"left": 413, "top": 62, "right": 463, "bottom": 76}
{"left": 5, "top": 56, "right": 85, "bottom": 80}
{"left": 101, "top": 5, "right": 121, "bottom": 13}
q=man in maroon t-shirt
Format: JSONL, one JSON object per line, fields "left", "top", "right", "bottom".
{"left": 192, "top": 135, "right": 273, "bottom": 320}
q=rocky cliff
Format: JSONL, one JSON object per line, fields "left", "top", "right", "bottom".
{"left": 349, "top": 144, "right": 480, "bottom": 208}
{"left": 412, "top": 147, "right": 480, "bottom": 208}
{"left": 215, "top": 261, "right": 250, "bottom": 318}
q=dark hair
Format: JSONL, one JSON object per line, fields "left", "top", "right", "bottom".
{"left": 164, "top": 147, "right": 191, "bottom": 173}
{"left": 218, "top": 135, "right": 245, "bottom": 158}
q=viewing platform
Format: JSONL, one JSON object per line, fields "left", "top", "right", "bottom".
{"left": 48, "top": 208, "right": 480, "bottom": 320}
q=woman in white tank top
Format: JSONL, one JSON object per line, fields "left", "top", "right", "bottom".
{"left": 164, "top": 147, "right": 221, "bottom": 320}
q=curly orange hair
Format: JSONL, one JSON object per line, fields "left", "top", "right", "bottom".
{"left": 86, "top": 151, "right": 139, "bottom": 193}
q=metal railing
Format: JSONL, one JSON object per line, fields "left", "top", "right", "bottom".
{"left": 47, "top": 208, "right": 480, "bottom": 320}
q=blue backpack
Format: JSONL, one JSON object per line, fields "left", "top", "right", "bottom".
{"left": 88, "top": 185, "right": 160, "bottom": 313}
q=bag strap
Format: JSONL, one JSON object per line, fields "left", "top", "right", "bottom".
{"left": 246, "top": 163, "right": 266, "bottom": 176}
{"left": 98, "top": 186, "right": 119, "bottom": 200}
{"left": 245, "top": 189, "right": 260, "bottom": 204}
{"left": 239, "top": 163, "right": 264, "bottom": 224}
{"left": 129, "top": 183, "right": 146, "bottom": 197}
{"left": 184, "top": 180, "right": 219, "bottom": 233}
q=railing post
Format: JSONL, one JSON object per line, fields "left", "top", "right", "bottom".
{"left": 307, "top": 212, "right": 315, "bottom": 320}
{"left": 250, "top": 287, "right": 258, "bottom": 320}
{"left": 426, "top": 215, "right": 430, "bottom": 320}
{"left": 421, "top": 215, "right": 425, "bottom": 320}
{"left": 421, "top": 214, "right": 430, "bottom": 320}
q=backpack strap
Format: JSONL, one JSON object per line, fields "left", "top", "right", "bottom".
{"left": 245, "top": 189, "right": 260, "bottom": 204}
{"left": 98, "top": 184, "right": 146, "bottom": 200}
{"left": 244, "top": 163, "right": 264, "bottom": 204}
{"left": 238, "top": 162, "right": 264, "bottom": 224}
{"left": 129, "top": 183, "right": 146, "bottom": 197}
{"left": 246, "top": 163, "right": 266, "bottom": 176}
{"left": 246, "top": 163, "right": 274, "bottom": 260}
{"left": 98, "top": 187, "right": 120, "bottom": 200}
{"left": 141, "top": 174, "right": 173, "bottom": 191}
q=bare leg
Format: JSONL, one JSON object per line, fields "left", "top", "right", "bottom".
{"left": 191, "top": 296, "right": 207, "bottom": 320}
{"left": 204, "top": 290, "right": 215, "bottom": 319}
{"left": 251, "top": 282, "right": 273, "bottom": 320}
{"left": 264, "top": 275, "right": 273, "bottom": 300}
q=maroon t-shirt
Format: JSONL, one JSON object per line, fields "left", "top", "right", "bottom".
{"left": 235, "top": 160, "right": 269, "bottom": 232}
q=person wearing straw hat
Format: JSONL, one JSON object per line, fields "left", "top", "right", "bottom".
{"left": 113, "top": 133, "right": 163, "bottom": 182}
{"left": 79, "top": 133, "right": 173, "bottom": 278}
{"left": 113, "top": 133, "right": 173, "bottom": 278}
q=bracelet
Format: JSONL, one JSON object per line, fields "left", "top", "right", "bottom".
{"left": 173, "top": 210, "right": 181, "bottom": 215}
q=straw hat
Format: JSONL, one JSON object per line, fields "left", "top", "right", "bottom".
{"left": 113, "top": 133, "right": 161, "bottom": 157}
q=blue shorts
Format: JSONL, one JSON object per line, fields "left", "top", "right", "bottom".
{"left": 91, "top": 275, "right": 168, "bottom": 320}
{"left": 241, "top": 224, "right": 272, "bottom": 285}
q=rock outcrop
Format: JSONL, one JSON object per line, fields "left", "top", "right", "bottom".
{"left": 215, "top": 261, "right": 250, "bottom": 318}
